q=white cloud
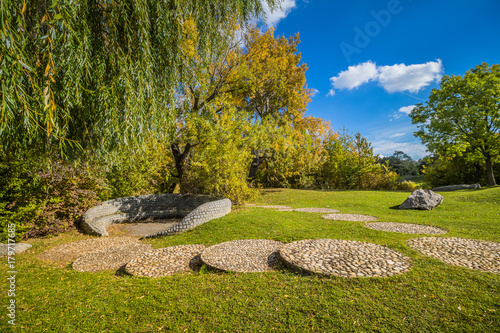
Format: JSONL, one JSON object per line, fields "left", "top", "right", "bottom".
{"left": 371, "top": 140, "right": 428, "bottom": 160}
{"left": 261, "top": 0, "right": 297, "bottom": 27}
{"left": 389, "top": 132, "right": 406, "bottom": 138}
{"left": 311, "top": 88, "right": 319, "bottom": 96}
{"left": 330, "top": 61, "right": 378, "bottom": 90}
{"left": 328, "top": 60, "right": 443, "bottom": 95}
{"left": 391, "top": 104, "right": 416, "bottom": 120}
{"left": 367, "top": 124, "right": 428, "bottom": 159}
{"left": 327, "top": 89, "right": 336, "bottom": 97}
{"left": 378, "top": 60, "right": 443, "bottom": 93}
{"left": 398, "top": 105, "right": 416, "bottom": 115}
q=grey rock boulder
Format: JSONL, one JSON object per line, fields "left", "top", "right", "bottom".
{"left": 0, "top": 243, "right": 32, "bottom": 257}
{"left": 399, "top": 189, "right": 443, "bottom": 211}
{"left": 432, "top": 184, "right": 481, "bottom": 191}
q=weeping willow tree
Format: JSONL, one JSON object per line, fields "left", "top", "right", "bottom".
{"left": 0, "top": 0, "right": 278, "bottom": 157}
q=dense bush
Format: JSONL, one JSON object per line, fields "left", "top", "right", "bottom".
{"left": 422, "top": 153, "right": 500, "bottom": 188}
{"left": 180, "top": 111, "right": 259, "bottom": 204}
{"left": 99, "top": 143, "right": 174, "bottom": 200}
{"left": 319, "top": 131, "right": 412, "bottom": 190}
{"left": 0, "top": 156, "right": 101, "bottom": 241}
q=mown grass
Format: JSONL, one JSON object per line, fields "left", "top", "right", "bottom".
{"left": 2, "top": 187, "right": 499, "bottom": 332}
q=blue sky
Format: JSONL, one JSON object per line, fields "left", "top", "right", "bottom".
{"left": 260, "top": 0, "right": 500, "bottom": 159}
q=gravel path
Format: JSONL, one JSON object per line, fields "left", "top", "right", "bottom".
{"left": 38, "top": 237, "right": 141, "bottom": 264}
{"left": 107, "top": 220, "right": 179, "bottom": 237}
{"left": 322, "top": 214, "right": 377, "bottom": 222}
{"left": 201, "top": 239, "right": 283, "bottom": 273}
{"left": 407, "top": 237, "right": 500, "bottom": 274}
{"left": 72, "top": 244, "right": 153, "bottom": 272}
{"left": 365, "top": 222, "right": 448, "bottom": 234}
{"left": 125, "top": 244, "right": 206, "bottom": 277}
{"left": 279, "top": 239, "right": 412, "bottom": 277}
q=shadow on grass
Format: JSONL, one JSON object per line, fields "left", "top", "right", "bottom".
{"left": 115, "top": 264, "right": 130, "bottom": 277}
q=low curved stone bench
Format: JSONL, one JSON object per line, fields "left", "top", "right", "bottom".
{"left": 81, "top": 194, "right": 231, "bottom": 237}
{"left": 432, "top": 184, "right": 481, "bottom": 191}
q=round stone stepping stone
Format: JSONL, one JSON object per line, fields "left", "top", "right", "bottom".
{"left": 125, "top": 244, "right": 206, "bottom": 277}
{"left": 279, "top": 239, "right": 412, "bottom": 278}
{"left": 0, "top": 243, "right": 32, "bottom": 257}
{"left": 293, "top": 208, "right": 340, "bottom": 213}
{"left": 322, "top": 214, "right": 377, "bottom": 222}
{"left": 407, "top": 237, "right": 500, "bottom": 274}
{"left": 251, "top": 205, "right": 292, "bottom": 209}
{"left": 73, "top": 243, "right": 153, "bottom": 272}
{"left": 201, "top": 239, "right": 283, "bottom": 273}
{"left": 365, "top": 222, "right": 447, "bottom": 234}
{"left": 38, "top": 237, "right": 141, "bottom": 264}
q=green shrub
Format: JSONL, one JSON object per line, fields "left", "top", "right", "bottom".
{"left": 422, "top": 154, "right": 500, "bottom": 188}
{"left": 97, "top": 142, "right": 176, "bottom": 200}
{"left": 396, "top": 180, "right": 417, "bottom": 191}
{"left": 0, "top": 156, "right": 101, "bottom": 241}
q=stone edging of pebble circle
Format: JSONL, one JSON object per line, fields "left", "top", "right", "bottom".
{"left": 279, "top": 239, "right": 412, "bottom": 278}
{"left": 365, "top": 222, "right": 448, "bottom": 235}
{"left": 201, "top": 239, "right": 283, "bottom": 273}
{"left": 125, "top": 244, "right": 206, "bottom": 277}
{"left": 72, "top": 243, "right": 153, "bottom": 272}
{"left": 322, "top": 214, "right": 377, "bottom": 222}
{"left": 407, "top": 237, "right": 500, "bottom": 274}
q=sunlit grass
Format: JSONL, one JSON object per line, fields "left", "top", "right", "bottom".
{"left": 1, "top": 187, "right": 499, "bottom": 332}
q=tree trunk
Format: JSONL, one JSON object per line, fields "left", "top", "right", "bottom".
{"left": 247, "top": 149, "right": 263, "bottom": 181}
{"left": 485, "top": 155, "right": 496, "bottom": 186}
{"left": 170, "top": 143, "right": 193, "bottom": 189}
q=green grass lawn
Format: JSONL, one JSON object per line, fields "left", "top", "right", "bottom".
{"left": 2, "top": 187, "right": 499, "bottom": 332}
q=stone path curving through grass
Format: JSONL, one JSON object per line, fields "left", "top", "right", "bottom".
{"left": 39, "top": 235, "right": 500, "bottom": 277}
{"left": 37, "top": 207, "right": 499, "bottom": 277}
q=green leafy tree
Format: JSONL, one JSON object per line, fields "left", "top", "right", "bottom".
{"left": 411, "top": 63, "right": 500, "bottom": 185}
{"left": 321, "top": 130, "right": 376, "bottom": 189}
{"left": 379, "top": 151, "right": 419, "bottom": 176}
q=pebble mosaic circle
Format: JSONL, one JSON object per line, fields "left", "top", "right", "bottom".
{"left": 38, "top": 237, "right": 141, "bottom": 264}
{"left": 293, "top": 208, "right": 341, "bottom": 213}
{"left": 407, "top": 237, "right": 500, "bottom": 274}
{"left": 125, "top": 244, "right": 206, "bottom": 277}
{"left": 251, "top": 205, "right": 293, "bottom": 209}
{"left": 365, "top": 222, "right": 448, "bottom": 234}
{"left": 279, "top": 239, "right": 412, "bottom": 277}
{"left": 322, "top": 214, "right": 377, "bottom": 222}
{"left": 72, "top": 244, "right": 153, "bottom": 272}
{"left": 201, "top": 239, "right": 283, "bottom": 273}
